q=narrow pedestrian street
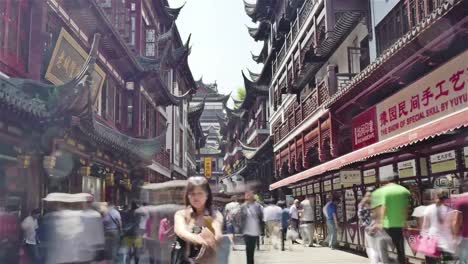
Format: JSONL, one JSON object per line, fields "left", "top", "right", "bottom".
{"left": 229, "top": 244, "right": 368, "bottom": 264}
{"left": 0, "top": 0, "right": 467, "bottom": 263}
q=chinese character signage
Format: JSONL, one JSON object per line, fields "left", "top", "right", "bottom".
{"left": 340, "top": 170, "right": 362, "bottom": 188}
{"left": 352, "top": 106, "right": 378, "bottom": 150}
{"left": 313, "top": 183, "right": 320, "bottom": 193}
{"left": 430, "top": 150, "right": 457, "bottom": 174}
{"left": 377, "top": 50, "right": 467, "bottom": 140}
{"left": 352, "top": 50, "right": 468, "bottom": 150}
{"left": 333, "top": 177, "right": 341, "bottom": 190}
{"left": 204, "top": 157, "right": 212, "bottom": 178}
{"left": 363, "top": 169, "right": 376, "bottom": 184}
{"left": 45, "top": 28, "right": 106, "bottom": 109}
{"left": 324, "top": 180, "right": 332, "bottom": 191}
{"left": 464, "top": 147, "right": 468, "bottom": 169}
{"left": 398, "top": 160, "right": 417, "bottom": 179}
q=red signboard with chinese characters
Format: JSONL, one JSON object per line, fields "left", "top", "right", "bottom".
{"left": 352, "top": 106, "right": 378, "bottom": 150}
{"left": 377, "top": 50, "right": 467, "bottom": 140}
{"left": 352, "top": 50, "right": 468, "bottom": 150}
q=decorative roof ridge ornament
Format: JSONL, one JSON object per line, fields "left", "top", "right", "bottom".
{"left": 188, "top": 95, "right": 206, "bottom": 115}
{"left": 241, "top": 70, "right": 269, "bottom": 94}
{"left": 157, "top": 22, "right": 176, "bottom": 45}
{"left": 247, "top": 68, "right": 261, "bottom": 82}
{"left": 164, "top": 2, "right": 186, "bottom": 21}
{"left": 47, "top": 33, "right": 102, "bottom": 119}
{"left": 172, "top": 34, "right": 192, "bottom": 66}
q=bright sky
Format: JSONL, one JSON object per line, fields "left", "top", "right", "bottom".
{"left": 170, "top": 0, "right": 264, "bottom": 96}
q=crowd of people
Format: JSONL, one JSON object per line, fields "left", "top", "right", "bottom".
{"left": 3, "top": 177, "right": 467, "bottom": 264}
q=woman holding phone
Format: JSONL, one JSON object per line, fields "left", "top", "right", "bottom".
{"left": 174, "top": 176, "right": 224, "bottom": 263}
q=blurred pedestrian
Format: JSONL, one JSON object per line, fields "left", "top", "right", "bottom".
{"left": 372, "top": 182, "right": 410, "bottom": 264}
{"left": 324, "top": 195, "right": 339, "bottom": 249}
{"left": 299, "top": 196, "right": 315, "bottom": 247}
{"left": 420, "top": 191, "right": 457, "bottom": 263}
{"left": 359, "top": 191, "right": 379, "bottom": 263}
{"left": 289, "top": 199, "right": 300, "bottom": 244}
{"left": 240, "top": 189, "right": 264, "bottom": 264}
{"left": 21, "top": 208, "right": 41, "bottom": 263}
{"left": 278, "top": 201, "right": 289, "bottom": 251}
{"left": 452, "top": 190, "right": 468, "bottom": 264}
{"left": 174, "top": 176, "right": 224, "bottom": 264}
{"left": 103, "top": 203, "right": 122, "bottom": 263}
{"left": 224, "top": 195, "right": 241, "bottom": 244}
{"left": 263, "top": 198, "right": 282, "bottom": 250}
{"left": 76, "top": 193, "right": 105, "bottom": 263}
{"left": 122, "top": 201, "right": 142, "bottom": 264}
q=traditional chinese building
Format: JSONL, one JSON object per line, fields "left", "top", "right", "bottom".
{"left": 267, "top": 0, "right": 467, "bottom": 261}
{"left": 190, "top": 79, "right": 230, "bottom": 186}
{"left": 0, "top": 0, "right": 199, "bottom": 213}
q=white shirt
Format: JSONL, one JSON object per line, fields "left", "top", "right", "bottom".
{"left": 45, "top": 210, "right": 84, "bottom": 264}
{"left": 289, "top": 205, "right": 299, "bottom": 220}
{"left": 263, "top": 205, "right": 282, "bottom": 222}
{"left": 300, "top": 200, "right": 315, "bottom": 222}
{"left": 224, "top": 202, "right": 241, "bottom": 223}
{"left": 139, "top": 209, "right": 150, "bottom": 230}
{"left": 243, "top": 203, "right": 262, "bottom": 236}
{"left": 422, "top": 204, "right": 455, "bottom": 253}
{"left": 21, "top": 216, "right": 38, "bottom": 245}
{"left": 79, "top": 209, "right": 105, "bottom": 261}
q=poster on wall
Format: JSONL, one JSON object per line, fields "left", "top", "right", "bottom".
{"left": 324, "top": 180, "right": 332, "bottom": 192}
{"left": 340, "top": 170, "right": 362, "bottom": 188}
{"left": 345, "top": 189, "right": 357, "bottom": 223}
{"left": 430, "top": 150, "right": 457, "bottom": 174}
{"left": 363, "top": 169, "right": 377, "bottom": 184}
{"left": 464, "top": 147, "right": 468, "bottom": 168}
{"left": 379, "top": 164, "right": 395, "bottom": 182}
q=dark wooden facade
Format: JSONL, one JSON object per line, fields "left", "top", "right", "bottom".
{"left": 0, "top": 0, "right": 198, "bottom": 214}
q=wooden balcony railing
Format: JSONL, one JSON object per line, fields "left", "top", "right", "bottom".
{"left": 273, "top": 80, "right": 326, "bottom": 145}
{"left": 273, "top": 0, "right": 318, "bottom": 77}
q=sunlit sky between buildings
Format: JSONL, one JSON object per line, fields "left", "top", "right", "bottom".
{"left": 170, "top": 0, "right": 264, "bottom": 97}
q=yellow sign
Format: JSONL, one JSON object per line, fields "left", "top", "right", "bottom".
{"left": 363, "top": 169, "right": 377, "bottom": 184}
{"left": 431, "top": 150, "right": 457, "bottom": 174}
{"left": 45, "top": 28, "right": 106, "bottom": 109}
{"left": 204, "top": 157, "right": 212, "bottom": 178}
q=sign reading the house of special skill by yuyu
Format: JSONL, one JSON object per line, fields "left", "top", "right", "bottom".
{"left": 45, "top": 28, "right": 106, "bottom": 103}
{"left": 352, "top": 50, "right": 468, "bottom": 150}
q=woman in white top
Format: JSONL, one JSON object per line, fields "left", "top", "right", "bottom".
{"left": 421, "top": 191, "right": 457, "bottom": 264}
{"left": 174, "top": 177, "right": 224, "bottom": 264}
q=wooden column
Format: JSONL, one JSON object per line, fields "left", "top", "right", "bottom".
{"left": 329, "top": 112, "right": 339, "bottom": 157}
{"left": 318, "top": 119, "right": 326, "bottom": 162}
{"left": 302, "top": 132, "right": 309, "bottom": 169}
{"left": 28, "top": 0, "right": 47, "bottom": 80}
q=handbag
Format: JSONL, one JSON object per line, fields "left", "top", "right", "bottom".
{"left": 286, "top": 227, "right": 299, "bottom": 241}
{"left": 416, "top": 235, "right": 440, "bottom": 258}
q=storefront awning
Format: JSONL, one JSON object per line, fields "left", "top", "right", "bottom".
{"left": 270, "top": 108, "right": 468, "bottom": 190}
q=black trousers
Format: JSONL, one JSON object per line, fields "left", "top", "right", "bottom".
{"left": 281, "top": 228, "right": 287, "bottom": 251}
{"left": 385, "top": 228, "right": 406, "bottom": 264}
{"left": 244, "top": 235, "right": 258, "bottom": 264}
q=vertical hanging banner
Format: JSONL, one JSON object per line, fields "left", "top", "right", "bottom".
{"left": 204, "top": 157, "right": 212, "bottom": 178}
